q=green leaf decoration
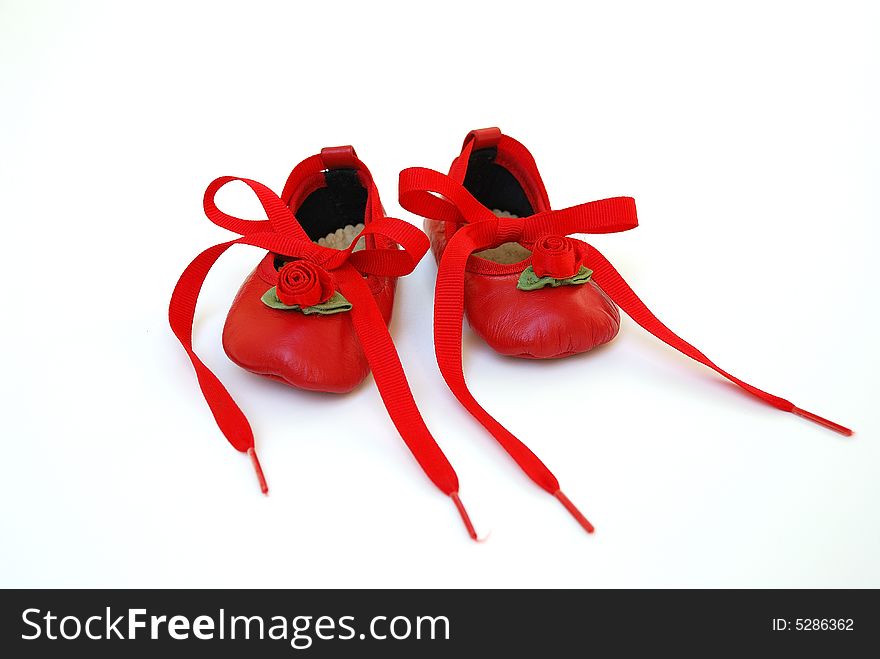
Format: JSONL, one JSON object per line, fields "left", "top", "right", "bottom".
{"left": 516, "top": 265, "right": 593, "bottom": 291}
{"left": 261, "top": 288, "right": 352, "bottom": 315}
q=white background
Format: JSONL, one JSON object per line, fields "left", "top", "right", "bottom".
{"left": 1, "top": 0, "right": 877, "bottom": 588}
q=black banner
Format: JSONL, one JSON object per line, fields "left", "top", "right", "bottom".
{"left": 1, "top": 589, "right": 875, "bottom": 656}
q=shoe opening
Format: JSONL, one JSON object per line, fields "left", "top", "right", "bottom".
{"left": 463, "top": 147, "right": 533, "bottom": 264}
{"left": 292, "top": 167, "right": 367, "bottom": 249}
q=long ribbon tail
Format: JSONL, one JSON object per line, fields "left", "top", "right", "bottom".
{"left": 167, "top": 175, "right": 323, "bottom": 494}
{"left": 585, "top": 244, "right": 852, "bottom": 436}
{"left": 168, "top": 240, "right": 269, "bottom": 493}
{"left": 334, "top": 264, "right": 478, "bottom": 540}
{"left": 432, "top": 225, "right": 594, "bottom": 533}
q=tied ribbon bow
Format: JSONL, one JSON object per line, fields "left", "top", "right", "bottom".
{"left": 399, "top": 165, "right": 852, "bottom": 533}
{"left": 169, "top": 175, "right": 477, "bottom": 538}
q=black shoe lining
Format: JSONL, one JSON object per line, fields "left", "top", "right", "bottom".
{"left": 462, "top": 147, "right": 534, "bottom": 218}
{"left": 294, "top": 168, "right": 368, "bottom": 241}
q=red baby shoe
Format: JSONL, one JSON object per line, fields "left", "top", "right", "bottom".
{"left": 417, "top": 128, "right": 625, "bottom": 359}
{"left": 221, "top": 147, "right": 395, "bottom": 394}
{"left": 169, "top": 146, "right": 477, "bottom": 539}
{"left": 399, "top": 128, "right": 852, "bottom": 533}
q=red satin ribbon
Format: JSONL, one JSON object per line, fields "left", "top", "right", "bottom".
{"left": 169, "top": 174, "right": 477, "bottom": 538}
{"left": 399, "top": 165, "right": 852, "bottom": 533}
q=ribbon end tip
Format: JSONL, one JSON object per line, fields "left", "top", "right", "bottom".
{"left": 247, "top": 447, "right": 270, "bottom": 494}
{"left": 450, "top": 492, "right": 479, "bottom": 541}
{"left": 791, "top": 407, "right": 853, "bottom": 437}
{"left": 554, "top": 490, "right": 595, "bottom": 534}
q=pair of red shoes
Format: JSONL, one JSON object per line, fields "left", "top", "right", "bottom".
{"left": 170, "top": 128, "right": 851, "bottom": 540}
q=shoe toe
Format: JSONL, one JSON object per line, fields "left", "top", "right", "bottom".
{"left": 464, "top": 272, "right": 620, "bottom": 359}
{"left": 222, "top": 268, "right": 370, "bottom": 393}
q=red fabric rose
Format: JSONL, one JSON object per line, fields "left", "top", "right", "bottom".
{"left": 530, "top": 235, "right": 587, "bottom": 279}
{"left": 275, "top": 260, "right": 335, "bottom": 307}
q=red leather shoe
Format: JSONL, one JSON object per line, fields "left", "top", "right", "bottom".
{"left": 417, "top": 128, "right": 624, "bottom": 359}
{"left": 399, "top": 127, "right": 852, "bottom": 533}
{"left": 221, "top": 148, "right": 395, "bottom": 393}
{"left": 169, "top": 146, "right": 477, "bottom": 539}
